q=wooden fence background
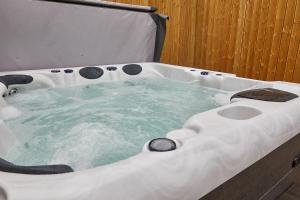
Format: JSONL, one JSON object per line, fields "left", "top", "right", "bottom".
{"left": 111, "top": 0, "right": 300, "bottom": 83}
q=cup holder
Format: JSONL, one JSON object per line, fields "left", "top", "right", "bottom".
{"left": 218, "top": 106, "right": 262, "bottom": 120}
{"left": 143, "top": 138, "right": 181, "bottom": 152}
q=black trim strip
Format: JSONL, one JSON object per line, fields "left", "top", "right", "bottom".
{"left": 149, "top": 14, "right": 167, "bottom": 62}
{"left": 37, "top": 0, "right": 157, "bottom": 13}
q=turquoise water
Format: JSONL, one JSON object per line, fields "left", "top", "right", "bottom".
{"left": 3, "top": 78, "right": 228, "bottom": 170}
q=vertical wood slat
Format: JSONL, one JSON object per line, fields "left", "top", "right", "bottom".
{"left": 251, "top": 0, "right": 271, "bottom": 80}
{"left": 110, "top": 0, "right": 300, "bottom": 83}
{"left": 266, "top": 0, "right": 289, "bottom": 80}
{"left": 225, "top": 0, "right": 240, "bottom": 73}
{"left": 259, "top": 0, "right": 280, "bottom": 80}
{"left": 206, "top": 0, "right": 217, "bottom": 69}
{"left": 177, "top": 0, "right": 197, "bottom": 66}
{"left": 238, "top": 0, "right": 255, "bottom": 77}
{"left": 292, "top": 1, "right": 300, "bottom": 82}
{"left": 245, "top": 0, "right": 263, "bottom": 78}
{"left": 194, "top": 0, "right": 205, "bottom": 67}
{"left": 274, "top": 0, "right": 298, "bottom": 81}
{"left": 233, "top": 0, "right": 247, "bottom": 76}
{"left": 284, "top": 0, "right": 300, "bottom": 81}
{"left": 220, "top": 0, "right": 232, "bottom": 72}
{"left": 200, "top": 0, "right": 210, "bottom": 67}
{"left": 215, "top": 0, "right": 227, "bottom": 72}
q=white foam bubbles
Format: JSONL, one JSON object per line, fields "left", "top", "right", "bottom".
{"left": 4, "top": 78, "right": 229, "bottom": 170}
{"left": 0, "top": 106, "right": 22, "bottom": 120}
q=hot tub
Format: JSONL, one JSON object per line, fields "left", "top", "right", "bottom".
{"left": 0, "top": 63, "right": 300, "bottom": 200}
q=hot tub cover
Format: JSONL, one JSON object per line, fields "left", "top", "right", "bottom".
{"left": 0, "top": 0, "right": 167, "bottom": 71}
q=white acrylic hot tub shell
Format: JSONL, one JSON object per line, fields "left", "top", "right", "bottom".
{"left": 0, "top": 63, "right": 300, "bottom": 200}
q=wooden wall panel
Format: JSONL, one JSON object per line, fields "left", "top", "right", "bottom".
{"left": 111, "top": 0, "right": 300, "bottom": 83}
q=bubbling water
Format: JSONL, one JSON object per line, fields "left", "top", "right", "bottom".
{"left": 3, "top": 78, "right": 229, "bottom": 170}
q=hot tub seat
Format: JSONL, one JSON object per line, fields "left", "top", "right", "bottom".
{"left": 0, "top": 158, "right": 73, "bottom": 175}
{"left": 0, "top": 63, "right": 300, "bottom": 199}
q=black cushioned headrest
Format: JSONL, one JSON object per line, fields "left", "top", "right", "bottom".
{"left": 231, "top": 88, "right": 298, "bottom": 102}
{"left": 79, "top": 67, "right": 104, "bottom": 79}
{"left": 0, "top": 157, "right": 73, "bottom": 175}
{"left": 122, "top": 64, "right": 142, "bottom": 75}
{"left": 0, "top": 75, "right": 33, "bottom": 88}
